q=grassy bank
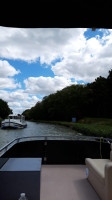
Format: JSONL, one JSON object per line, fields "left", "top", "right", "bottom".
{"left": 37, "top": 118, "right": 112, "bottom": 138}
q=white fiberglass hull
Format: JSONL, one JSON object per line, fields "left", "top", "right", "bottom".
{"left": 1, "top": 119, "right": 27, "bottom": 129}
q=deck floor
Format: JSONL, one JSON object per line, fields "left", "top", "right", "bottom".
{"left": 40, "top": 165, "right": 100, "bottom": 200}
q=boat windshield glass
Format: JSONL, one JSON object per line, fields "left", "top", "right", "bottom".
{"left": 0, "top": 27, "right": 112, "bottom": 139}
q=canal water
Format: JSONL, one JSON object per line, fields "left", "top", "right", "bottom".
{"left": 0, "top": 121, "right": 79, "bottom": 149}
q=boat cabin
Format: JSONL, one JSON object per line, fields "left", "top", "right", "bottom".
{"left": 8, "top": 114, "right": 25, "bottom": 121}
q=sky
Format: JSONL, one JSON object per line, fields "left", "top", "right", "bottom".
{"left": 0, "top": 27, "right": 112, "bottom": 114}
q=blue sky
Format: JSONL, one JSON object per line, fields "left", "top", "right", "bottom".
{"left": 0, "top": 27, "right": 112, "bottom": 114}
{"left": 4, "top": 59, "right": 55, "bottom": 89}
{"left": 84, "top": 28, "right": 103, "bottom": 39}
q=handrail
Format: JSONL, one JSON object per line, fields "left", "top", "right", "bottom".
{"left": 0, "top": 135, "right": 112, "bottom": 157}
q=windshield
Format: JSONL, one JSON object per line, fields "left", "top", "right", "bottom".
{"left": 0, "top": 27, "right": 112, "bottom": 140}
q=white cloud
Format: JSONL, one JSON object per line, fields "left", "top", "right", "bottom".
{"left": 0, "top": 60, "right": 20, "bottom": 89}
{"left": 8, "top": 102, "right": 21, "bottom": 107}
{"left": 24, "top": 76, "right": 76, "bottom": 95}
{"left": 0, "top": 27, "right": 86, "bottom": 64}
{"left": 0, "top": 89, "right": 40, "bottom": 114}
{"left": 8, "top": 96, "right": 40, "bottom": 114}
{"left": 0, "top": 89, "right": 28, "bottom": 102}
{"left": 1, "top": 27, "right": 112, "bottom": 83}
{"left": 0, "top": 27, "right": 112, "bottom": 82}
{"left": 0, "top": 78, "right": 21, "bottom": 89}
{"left": 52, "top": 29, "right": 112, "bottom": 82}
{"left": 0, "top": 60, "right": 20, "bottom": 77}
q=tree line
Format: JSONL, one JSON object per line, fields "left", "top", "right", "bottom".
{"left": 0, "top": 99, "right": 12, "bottom": 119}
{"left": 23, "top": 70, "right": 112, "bottom": 121}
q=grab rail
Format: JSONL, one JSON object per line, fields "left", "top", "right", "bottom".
{"left": 0, "top": 135, "right": 112, "bottom": 157}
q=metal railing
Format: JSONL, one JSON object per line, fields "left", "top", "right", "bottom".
{"left": 0, "top": 135, "right": 112, "bottom": 157}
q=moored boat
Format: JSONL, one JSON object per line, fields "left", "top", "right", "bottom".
{"left": 1, "top": 114, "right": 27, "bottom": 129}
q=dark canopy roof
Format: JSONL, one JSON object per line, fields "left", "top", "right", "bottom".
{"left": 1, "top": 1, "right": 112, "bottom": 29}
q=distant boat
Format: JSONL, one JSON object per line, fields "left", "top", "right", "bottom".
{"left": 1, "top": 114, "right": 27, "bottom": 129}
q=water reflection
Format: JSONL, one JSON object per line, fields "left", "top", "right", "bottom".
{"left": 0, "top": 121, "right": 79, "bottom": 148}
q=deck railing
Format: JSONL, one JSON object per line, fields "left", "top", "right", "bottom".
{"left": 0, "top": 135, "right": 112, "bottom": 157}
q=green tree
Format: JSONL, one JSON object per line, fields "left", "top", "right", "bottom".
{"left": 22, "top": 69, "right": 112, "bottom": 121}
{"left": 86, "top": 76, "right": 108, "bottom": 117}
{"left": 0, "top": 99, "right": 12, "bottom": 119}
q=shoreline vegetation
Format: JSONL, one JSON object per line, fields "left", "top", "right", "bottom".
{"left": 33, "top": 118, "right": 112, "bottom": 139}
{"left": 22, "top": 70, "right": 112, "bottom": 139}
{"left": 23, "top": 70, "right": 112, "bottom": 125}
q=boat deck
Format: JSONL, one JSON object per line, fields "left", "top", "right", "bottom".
{"left": 40, "top": 165, "right": 100, "bottom": 200}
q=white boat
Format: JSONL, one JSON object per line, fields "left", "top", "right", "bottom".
{"left": 1, "top": 114, "right": 27, "bottom": 129}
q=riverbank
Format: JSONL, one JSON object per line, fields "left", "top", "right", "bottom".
{"left": 36, "top": 118, "right": 112, "bottom": 138}
{"left": 0, "top": 118, "right": 2, "bottom": 126}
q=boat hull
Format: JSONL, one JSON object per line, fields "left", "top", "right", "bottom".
{"left": 1, "top": 120, "right": 27, "bottom": 129}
